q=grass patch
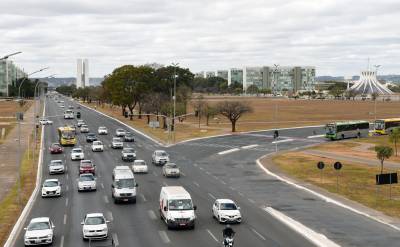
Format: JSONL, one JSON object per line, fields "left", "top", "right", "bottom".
{"left": 272, "top": 152, "right": 400, "bottom": 218}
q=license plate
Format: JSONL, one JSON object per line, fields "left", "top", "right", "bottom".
{"left": 123, "top": 199, "right": 129, "bottom": 202}
{"left": 180, "top": 223, "right": 186, "bottom": 226}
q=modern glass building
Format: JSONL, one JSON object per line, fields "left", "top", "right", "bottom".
{"left": 228, "top": 68, "right": 243, "bottom": 85}
{"left": 0, "top": 60, "right": 26, "bottom": 96}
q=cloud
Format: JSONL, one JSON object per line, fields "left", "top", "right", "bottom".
{"left": 0, "top": 0, "right": 399, "bottom": 77}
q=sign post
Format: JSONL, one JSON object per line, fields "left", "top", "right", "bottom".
{"left": 317, "top": 161, "right": 325, "bottom": 183}
{"left": 334, "top": 162, "right": 342, "bottom": 192}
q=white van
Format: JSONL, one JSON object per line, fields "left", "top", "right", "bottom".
{"left": 159, "top": 186, "right": 196, "bottom": 229}
{"left": 111, "top": 166, "right": 138, "bottom": 203}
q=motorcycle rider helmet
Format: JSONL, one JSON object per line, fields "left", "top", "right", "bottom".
{"left": 226, "top": 224, "right": 231, "bottom": 229}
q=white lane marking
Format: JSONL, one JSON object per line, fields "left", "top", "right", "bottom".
{"left": 208, "top": 193, "right": 216, "bottom": 200}
{"left": 112, "top": 233, "right": 119, "bottom": 247}
{"left": 66, "top": 185, "right": 69, "bottom": 191}
{"left": 101, "top": 183, "right": 104, "bottom": 189}
{"left": 264, "top": 207, "right": 339, "bottom": 247}
{"left": 248, "top": 198, "right": 255, "bottom": 204}
{"left": 307, "top": 134, "right": 324, "bottom": 139}
{"left": 193, "top": 181, "right": 200, "bottom": 187}
{"left": 206, "top": 229, "right": 219, "bottom": 242}
{"left": 212, "top": 175, "right": 218, "bottom": 180}
{"left": 199, "top": 167, "right": 204, "bottom": 171}
{"left": 152, "top": 171, "right": 158, "bottom": 177}
{"left": 104, "top": 195, "right": 109, "bottom": 204}
{"left": 218, "top": 148, "right": 240, "bottom": 155}
{"left": 66, "top": 173, "right": 69, "bottom": 180}
{"left": 162, "top": 181, "right": 168, "bottom": 187}
{"left": 65, "top": 198, "right": 69, "bottom": 207}
{"left": 241, "top": 144, "right": 259, "bottom": 149}
{"left": 107, "top": 211, "right": 113, "bottom": 221}
{"left": 180, "top": 171, "right": 186, "bottom": 176}
{"left": 271, "top": 139, "right": 294, "bottom": 144}
{"left": 193, "top": 163, "right": 198, "bottom": 167}
{"left": 98, "top": 174, "right": 102, "bottom": 178}
{"left": 221, "top": 180, "right": 226, "bottom": 185}
{"left": 60, "top": 235, "right": 64, "bottom": 247}
{"left": 205, "top": 171, "right": 211, "bottom": 175}
{"left": 229, "top": 186, "right": 235, "bottom": 191}
{"left": 238, "top": 192, "right": 244, "bottom": 197}
{"left": 140, "top": 194, "right": 147, "bottom": 202}
{"left": 63, "top": 214, "right": 67, "bottom": 225}
{"left": 251, "top": 228, "right": 266, "bottom": 241}
{"left": 158, "top": 230, "right": 170, "bottom": 244}
{"left": 148, "top": 210, "right": 157, "bottom": 220}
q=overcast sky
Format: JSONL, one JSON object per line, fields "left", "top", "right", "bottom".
{"left": 1, "top": 0, "right": 399, "bottom": 77}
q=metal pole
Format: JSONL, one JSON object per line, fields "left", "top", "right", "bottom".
{"left": 336, "top": 170, "right": 339, "bottom": 192}
{"left": 172, "top": 62, "right": 179, "bottom": 143}
{"left": 374, "top": 99, "right": 377, "bottom": 122}
{"left": 17, "top": 116, "right": 21, "bottom": 207}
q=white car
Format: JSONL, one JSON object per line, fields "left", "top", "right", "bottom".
{"left": 162, "top": 163, "right": 180, "bottom": 177}
{"left": 39, "top": 118, "right": 53, "bottom": 125}
{"left": 132, "top": 160, "right": 148, "bottom": 173}
{"left": 121, "top": 147, "right": 136, "bottom": 161}
{"left": 81, "top": 213, "right": 109, "bottom": 240}
{"left": 111, "top": 137, "right": 123, "bottom": 149}
{"left": 24, "top": 217, "right": 54, "bottom": 246}
{"left": 152, "top": 150, "right": 169, "bottom": 166}
{"left": 78, "top": 173, "right": 96, "bottom": 192}
{"left": 41, "top": 179, "right": 61, "bottom": 197}
{"left": 80, "top": 125, "right": 89, "bottom": 133}
{"left": 71, "top": 147, "right": 84, "bottom": 160}
{"left": 48, "top": 160, "right": 65, "bottom": 174}
{"left": 98, "top": 126, "right": 108, "bottom": 135}
{"left": 212, "top": 199, "right": 242, "bottom": 223}
{"left": 115, "top": 128, "right": 126, "bottom": 137}
{"left": 91, "top": 141, "right": 104, "bottom": 152}
{"left": 77, "top": 120, "right": 85, "bottom": 127}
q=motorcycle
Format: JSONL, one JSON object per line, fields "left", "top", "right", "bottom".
{"left": 223, "top": 236, "right": 234, "bottom": 247}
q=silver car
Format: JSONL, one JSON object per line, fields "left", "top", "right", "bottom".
{"left": 111, "top": 137, "right": 123, "bottom": 149}
{"left": 162, "top": 163, "right": 180, "bottom": 178}
{"left": 48, "top": 160, "right": 65, "bottom": 174}
{"left": 78, "top": 173, "right": 96, "bottom": 192}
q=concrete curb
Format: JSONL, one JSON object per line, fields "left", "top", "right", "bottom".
{"left": 256, "top": 155, "right": 400, "bottom": 232}
{"left": 4, "top": 101, "right": 46, "bottom": 247}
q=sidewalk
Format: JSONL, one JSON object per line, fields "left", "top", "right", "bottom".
{"left": 0, "top": 102, "right": 35, "bottom": 201}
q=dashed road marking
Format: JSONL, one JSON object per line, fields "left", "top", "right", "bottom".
{"left": 248, "top": 198, "right": 256, "bottom": 204}
{"left": 66, "top": 185, "right": 69, "bottom": 191}
{"left": 218, "top": 148, "right": 240, "bottom": 155}
{"left": 152, "top": 171, "right": 158, "bottom": 177}
{"left": 66, "top": 174, "right": 69, "bottom": 180}
{"left": 162, "top": 181, "right": 168, "bottom": 187}
{"left": 251, "top": 228, "right": 266, "bottom": 241}
{"left": 158, "top": 230, "right": 170, "bottom": 244}
{"left": 63, "top": 214, "right": 67, "bottom": 225}
{"left": 241, "top": 144, "right": 259, "bottom": 149}
{"left": 229, "top": 186, "right": 235, "bottom": 191}
{"left": 193, "top": 163, "right": 198, "bottom": 167}
{"left": 307, "top": 134, "right": 324, "bottom": 139}
{"left": 107, "top": 211, "right": 113, "bottom": 221}
{"left": 180, "top": 171, "right": 186, "bottom": 176}
{"left": 101, "top": 183, "right": 104, "bottom": 189}
{"left": 60, "top": 235, "right": 64, "bottom": 247}
{"left": 112, "top": 233, "right": 119, "bottom": 246}
{"left": 212, "top": 175, "right": 218, "bottom": 180}
{"left": 206, "top": 229, "right": 219, "bottom": 242}
{"left": 140, "top": 194, "right": 147, "bottom": 202}
{"left": 205, "top": 171, "right": 211, "bottom": 175}
{"left": 272, "top": 139, "right": 294, "bottom": 144}
{"left": 199, "top": 167, "right": 204, "bottom": 171}
{"left": 221, "top": 180, "right": 226, "bottom": 185}
{"left": 148, "top": 210, "right": 157, "bottom": 220}
{"left": 193, "top": 181, "right": 200, "bottom": 187}
{"left": 238, "top": 192, "right": 244, "bottom": 197}
{"left": 104, "top": 195, "right": 109, "bottom": 204}
{"left": 65, "top": 198, "right": 69, "bottom": 207}
{"left": 208, "top": 193, "right": 216, "bottom": 200}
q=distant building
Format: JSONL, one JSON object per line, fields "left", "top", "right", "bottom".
{"left": 0, "top": 59, "right": 26, "bottom": 96}
{"left": 76, "top": 58, "right": 89, "bottom": 88}
{"left": 216, "top": 70, "right": 228, "bottom": 80}
{"left": 228, "top": 68, "right": 243, "bottom": 85}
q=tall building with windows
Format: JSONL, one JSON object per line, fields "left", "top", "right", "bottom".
{"left": 0, "top": 59, "right": 26, "bottom": 96}
{"left": 76, "top": 58, "right": 89, "bottom": 88}
{"left": 228, "top": 68, "right": 243, "bottom": 85}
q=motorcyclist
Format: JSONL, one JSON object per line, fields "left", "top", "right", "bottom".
{"left": 223, "top": 224, "right": 235, "bottom": 246}
{"left": 273, "top": 130, "right": 279, "bottom": 139}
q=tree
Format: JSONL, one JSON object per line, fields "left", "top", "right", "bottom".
{"left": 216, "top": 101, "right": 253, "bottom": 132}
{"left": 329, "top": 86, "right": 345, "bottom": 99}
{"left": 374, "top": 145, "right": 394, "bottom": 174}
{"left": 389, "top": 128, "right": 400, "bottom": 156}
{"left": 192, "top": 95, "right": 206, "bottom": 128}
{"left": 246, "top": 85, "right": 259, "bottom": 95}
{"left": 371, "top": 92, "right": 379, "bottom": 101}
{"left": 204, "top": 104, "right": 218, "bottom": 126}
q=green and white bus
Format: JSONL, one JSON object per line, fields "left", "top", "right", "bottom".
{"left": 325, "top": 121, "right": 370, "bottom": 140}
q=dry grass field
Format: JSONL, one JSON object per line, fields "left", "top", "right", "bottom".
{"left": 84, "top": 97, "right": 400, "bottom": 144}
{"left": 0, "top": 100, "right": 32, "bottom": 143}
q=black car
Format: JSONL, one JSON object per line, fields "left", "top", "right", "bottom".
{"left": 124, "top": 132, "right": 135, "bottom": 142}
{"left": 86, "top": 133, "right": 98, "bottom": 142}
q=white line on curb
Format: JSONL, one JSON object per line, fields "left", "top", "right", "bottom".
{"left": 307, "top": 134, "right": 325, "bottom": 139}
{"left": 242, "top": 144, "right": 259, "bottom": 149}
{"left": 218, "top": 148, "right": 240, "bottom": 155}
{"left": 206, "top": 229, "right": 219, "bottom": 242}
{"left": 264, "top": 207, "right": 339, "bottom": 247}
{"left": 271, "top": 139, "right": 293, "bottom": 144}
{"left": 256, "top": 157, "right": 400, "bottom": 232}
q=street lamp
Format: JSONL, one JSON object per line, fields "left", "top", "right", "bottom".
{"left": 0, "top": 51, "right": 22, "bottom": 61}
{"left": 18, "top": 67, "right": 49, "bottom": 99}
{"left": 171, "top": 62, "right": 179, "bottom": 143}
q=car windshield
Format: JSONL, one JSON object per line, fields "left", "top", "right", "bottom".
{"left": 374, "top": 120, "right": 385, "bottom": 130}
{"left": 220, "top": 203, "right": 237, "bottom": 210}
{"left": 88, "top": 133, "right": 95, "bottom": 136}
{"left": 99, "top": 127, "right": 106, "bottom": 130}
{"left": 50, "top": 161, "right": 62, "bottom": 166}
{"left": 167, "top": 164, "right": 177, "bottom": 168}
{"left": 51, "top": 144, "right": 60, "bottom": 148}
{"left": 93, "top": 141, "right": 102, "bottom": 145}
{"left": 85, "top": 217, "right": 105, "bottom": 225}
{"left": 72, "top": 149, "right": 82, "bottom": 153}
{"left": 44, "top": 181, "right": 58, "bottom": 187}
{"left": 157, "top": 152, "right": 167, "bottom": 157}
{"left": 326, "top": 124, "right": 335, "bottom": 134}
{"left": 28, "top": 222, "right": 50, "bottom": 231}
{"left": 123, "top": 148, "right": 134, "bottom": 153}
{"left": 168, "top": 199, "right": 193, "bottom": 211}
{"left": 80, "top": 175, "right": 94, "bottom": 181}
{"left": 134, "top": 161, "right": 146, "bottom": 166}
{"left": 113, "top": 138, "right": 121, "bottom": 142}
{"left": 81, "top": 163, "right": 93, "bottom": 168}
{"left": 125, "top": 132, "right": 132, "bottom": 136}
{"left": 115, "top": 179, "right": 135, "bottom": 188}
{"left": 62, "top": 131, "right": 75, "bottom": 139}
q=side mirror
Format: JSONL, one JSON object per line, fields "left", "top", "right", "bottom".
{"left": 111, "top": 184, "right": 114, "bottom": 188}
{"left": 136, "top": 183, "right": 139, "bottom": 187}
{"left": 163, "top": 206, "right": 168, "bottom": 211}
{"left": 237, "top": 207, "right": 241, "bottom": 210}
{"left": 52, "top": 225, "right": 55, "bottom": 229}
{"left": 106, "top": 220, "right": 110, "bottom": 223}
{"left": 24, "top": 227, "right": 27, "bottom": 230}
{"left": 193, "top": 205, "right": 197, "bottom": 210}
{"left": 81, "top": 222, "right": 84, "bottom": 225}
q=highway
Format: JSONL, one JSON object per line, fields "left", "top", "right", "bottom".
{"left": 12, "top": 95, "right": 400, "bottom": 247}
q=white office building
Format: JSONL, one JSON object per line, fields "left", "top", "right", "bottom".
{"left": 76, "top": 59, "right": 89, "bottom": 88}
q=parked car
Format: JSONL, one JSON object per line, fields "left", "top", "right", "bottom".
{"left": 81, "top": 213, "right": 109, "bottom": 240}
{"left": 71, "top": 147, "right": 84, "bottom": 161}
{"left": 98, "top": 126, "right": 108, "bottom": 135}
{"left": 49, "top": 143, "right": 63, "bottom": 154}
{"left": 121, "top": 147, "right": 136, "bottom": 161}
{"left": 115, "top": 128, "right": 126, "bottom": 137}
{"left": 41, "top": 179, "right": 61, "bottom": 197}
{"left": 152, "top": 150, "right": 169, "bottom": 166}
{"left": 48, "top": 160, "right": 65, "bottom": 174}
{"left": 86, "top": 133, "right": 97, "bottom": 142}
{"left": 79, "top": 160, "right": 95, "bottom": 175}
{"left": 124, "top": 132, "right": 134, "bottom": 142}
{"left": 78, "top": 173, "right": 96, "bottom": 192}
{"left": 132, "top": 160, "right": 148, "bottom": 173}
{"left": 162, "top": 163, "right": 180, "bottom": 177}
{"left": 24, "top": 217, "right": 54, "bottom": 246}
{"left": 39, "top": 118, "right": 53, "bottom": 125}
{"left": 91, "top": 141, "right": 104, "bottom": 152}
{"left": 80, "top": 125, "right": 89, "bottom": 133}
{"left": 111, "top": 137, "right": 123, "bottom": 149}
{"left": 212, "top": 199, "right": 242, "bottom": 223}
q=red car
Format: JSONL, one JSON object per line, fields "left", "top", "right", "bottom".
{"left": 79, "top": 160, "right": 95, "bottom": 175}
{"left": 49, "top": 143, "right": 63, "bottom": 154}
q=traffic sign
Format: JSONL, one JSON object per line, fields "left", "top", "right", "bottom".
{"left": 317, "top": 161, "right": 325, "bottom": 170}
{"left": 334, "top": 162, "right": 342, "bottom": 170}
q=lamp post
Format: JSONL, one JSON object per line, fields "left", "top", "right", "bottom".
{"left": 171, "top": 62, "right": 179, "bottom": 143}
{"left": 0, "top": 51, "right": 22, "bottom": 61}
{"left": 18, "top": 67, "right": 49, "bottom": 99}
{"left": 1, "top": 52, "right": 22, "bottom": 96}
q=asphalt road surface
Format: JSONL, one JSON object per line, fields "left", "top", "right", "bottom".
{"left": 13, "top": 96, "right": 400, "bottom": 247}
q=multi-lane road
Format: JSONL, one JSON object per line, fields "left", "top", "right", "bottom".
{"left": 11, "top": 95, "right": 400, "bottom": 246}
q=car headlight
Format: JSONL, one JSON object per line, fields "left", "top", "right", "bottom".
{"left": 84, "top": 229, "right": 90, "bottom": 233}
{"left": 102, "top": 227, "right": 108, "bottom": 231}
{"left": 47, "top": 234, "right": 53, "bottom": 238}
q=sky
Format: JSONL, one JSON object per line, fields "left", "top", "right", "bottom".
{"left": 1, "top": 0, "right": 400, "bottom": 78}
